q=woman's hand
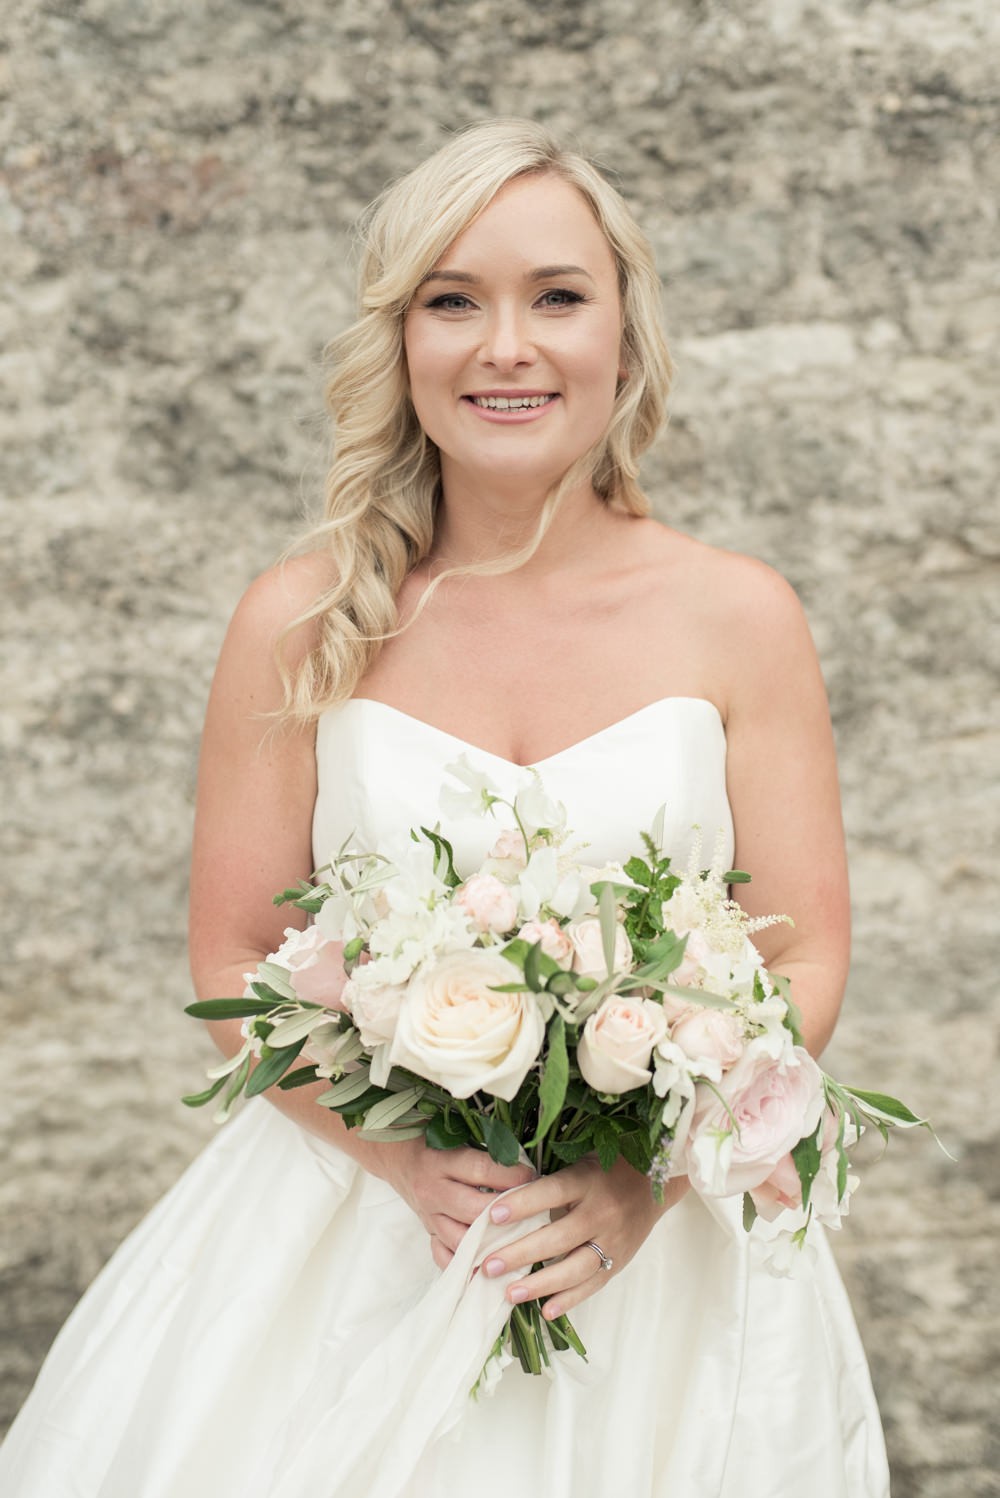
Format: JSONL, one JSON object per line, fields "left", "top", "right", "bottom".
{"left": 478, "top": 1156, "right": 690, "bottom": 1320}
{"left": 379, "top": 1141, "right": 536, "bottom": 1270}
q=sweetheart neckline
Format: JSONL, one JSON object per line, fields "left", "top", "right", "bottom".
{"left": 335, "top": 695, "right": 725, "bottom": 771}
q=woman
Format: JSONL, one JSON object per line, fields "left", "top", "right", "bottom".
{"left": 0, "top": 119, "right": 889, "bottom": 1497}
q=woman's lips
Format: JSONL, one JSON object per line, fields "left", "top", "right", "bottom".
{"left": 461, "top": 393, "right": 560, "bottom": 423}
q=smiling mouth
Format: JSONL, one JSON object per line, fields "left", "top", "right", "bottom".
{"left": 466, "top": 394, "right": 558, "bottom": 411}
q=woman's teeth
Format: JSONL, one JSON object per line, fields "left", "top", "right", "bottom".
{"left": 469, "top": 394, "right": 556, "bottom": 410}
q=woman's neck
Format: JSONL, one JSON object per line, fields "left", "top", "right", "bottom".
{"left": 429, "top": 472, "right": 624, "bottom": 580}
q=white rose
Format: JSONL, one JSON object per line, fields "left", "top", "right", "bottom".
{"left": 566, "top": 916, "right": 633, "bottom": 979}
{"left": 577, "top": 996, "right": 667, "bottom": 1095}
{"left": 684, "top": 1043, "right": 825, "bottom": 1197}
{"left": 388, "top": 949, "right": 545, "bottom": 1100}
{"left": 517, "top": 918, "right": 575, "bottom": 966}
{"left": 456, "top": 873, "right": 519, "bottom": 934}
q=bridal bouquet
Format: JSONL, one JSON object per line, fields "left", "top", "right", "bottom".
{"left": 185, "top": 757, "right": 929, "bottom": 1384}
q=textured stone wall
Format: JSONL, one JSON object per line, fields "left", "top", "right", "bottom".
{"left": 2, "top": 2, "right": 998, "bottom": 1493}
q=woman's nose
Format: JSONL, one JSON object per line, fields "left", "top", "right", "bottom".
{"left": 477, "top": 306, "right": 537, "bottom": 370}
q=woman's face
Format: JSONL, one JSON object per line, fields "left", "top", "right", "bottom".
{"left": 403, "top": 173, "right": 624, "bottom": 494}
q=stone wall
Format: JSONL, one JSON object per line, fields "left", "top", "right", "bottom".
{"left": 1, "top": 2, "right": 997, "bottom": 1493}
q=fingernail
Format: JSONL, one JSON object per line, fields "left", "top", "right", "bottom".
{"left": 509, "top": 1286, "right": 528, "bottom": 1303}
{"left": 490, "top": 1204, "right": 511, "bottom": 1224}
{"left": 543, "top": 1302, "right": 562, "bottom": 1320}
{"left": 484, "top": 1257, "right": 506, "bottom": 1278}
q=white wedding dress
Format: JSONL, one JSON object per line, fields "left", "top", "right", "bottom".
{"left": 0, "top": 697, "right": 890, "bottom": 1498}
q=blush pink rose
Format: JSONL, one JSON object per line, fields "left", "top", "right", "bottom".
{"left": 275, "top": 926, "right": 349, "bottom": 1010}
{"left": 748, "top": 1151, "right": 803, "bottom": 1220}
{"left": 577, "top": 996, "right": 667, "bottom": 1095}
{"left": 456, "top": 874, "right": 519, "bottom": 934}
{"left": 670, "top": 1005, "right": 745, "bottom": 1072}
{"left": 488, "top": 828, "right": 529, "bottom": 867}
{"left": 670, "top": 928, "right": 714, "bottom": 987}
{"left": 517, "top": 918, "right": 575, "bottom": 966}
{"left": 685, "top": 1044, "right": 825, "bottom": 1196}
{"left": 566, "top": 917, "right": 633, "bottom": 979}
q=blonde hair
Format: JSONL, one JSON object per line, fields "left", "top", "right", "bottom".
{"left": 282, "top": 118, "right": 673, "bottom": 719}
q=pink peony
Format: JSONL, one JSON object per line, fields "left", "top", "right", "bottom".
{"left": 456, "top": 874, "right": 519, "bottom": 934}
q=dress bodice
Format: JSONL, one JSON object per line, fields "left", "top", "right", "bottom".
{"left": 312, "top": 696, "right": 734, "bottom": 875}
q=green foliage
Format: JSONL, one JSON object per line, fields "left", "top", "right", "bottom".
{"left": 180, "top": 1073, "right": 228, "bottom": 1108}
{"left": 184, "top": 997, "right": 275, "bottom": 1020}
{"left": 482, "top": 1113, "right": 521, "bottom": 1167}
{"left": 425, "top": 1112, "right": 474, "bottom": 1151}
{"left": 791, "top": 1119, "right": 823, "bottom": 1210}
{"left": 245, "top": 1037, "right": 307, "bottom": 1098}
{"left": 530, "top": 1014, "right": 569, "bottom": 1147}
{"left": 417, "top": 826, "right": 461, "bottom": 887}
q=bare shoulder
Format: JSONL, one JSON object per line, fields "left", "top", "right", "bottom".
{"left": 228, "top": 551, "right": 337, "bottom": 654}
{"left": 626, "top": 520, "right": 820, "bottom": 712}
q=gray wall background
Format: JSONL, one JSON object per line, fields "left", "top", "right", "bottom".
{"left": 2, "top": 2, "right": 998, "bottom": 1494}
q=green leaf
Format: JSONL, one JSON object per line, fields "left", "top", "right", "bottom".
{"left": 529, "top": 1014, "right": 569, "bottom": 1147}
{"left": 250, "top": 980, "right": 301, "bottom": 1007}
{"left": 482, "top": 1113, "right": 521, "bottom": 1167}
{"left": 245, "top": 1038, "right": 307, "bottom": 1098}
{"left": 425, "top": 1112, "right": 474, "bottom": 1151}
{"left": 317, "top": 1068, "right": 374, "bottom": 1108}
{"left": 791, "top": 1121, "right": 823, "bottom": 1211}
{"left": 623, "top": 856, "right": 652, "bottom": 887}
{"left": 545, "top": 971, "right": 578, "bottom": 999}
{"left": 548, "top": 1135, "right": 594, "bottom": 1165}
{"left": 184, "top": 997, "right": 277, "bottom": 1020}
{"left": 181, "top": 1073, "right": 228, "bottom": 1108}
{"left": 418, "top": 826, "right": 460, "bottom": 887}
{"left": 842, "top": 1088, "right": 927, "bottom": 1127}
{"left": 723, "top": 869, "right": 752, "bottom": 884}
{"left": 742, "top": 1192, "right": 758, "bottom": 1232}
{"left": 266, "top": 1009, "right": 329, "bottom": 1048}
{"left": 597, "top": 881, "right": 619, "bottom": 977}
{"left": 355, "top": 1124, "right": 428, "bottom": 1143}
{"left": 277, "top": 1065, "right": 320, "bottom": 1091}
{"left": 255, "top": 962, "right": 298, "bottom": 1000}
{"left": 618, "top": 1129, "right": 654, "bottom": 1175}
{"left": 361, "top": 1087, "right": 424, "bottom": 1133}
{"left": 592, "top": 1116, "right": 620, "bottom": 1172}
{"left": 547, "top": 1311, "right": 588, "bottom": 1360}
{"left": 524, "top": 940, "right": 545, "bottom": 993}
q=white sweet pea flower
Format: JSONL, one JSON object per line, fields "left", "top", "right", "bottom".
{"left": 516, "top": 847, "right": 591, "bottom": 923}
{"left": 440, "top": 755, "right": 503, "bottom": 819}
{"left": 513, "top": 776, "right": 567, "bottom": 839}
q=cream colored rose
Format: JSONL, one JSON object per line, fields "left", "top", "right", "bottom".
{"left": 517, "top": 918, "right": 575, "bottom": 966}
{"left": 456, "top": 873, "right": 519, "bottom": 934}
{"left": 577, "top": 996, "right": 667, "bottom": 1095}
{"left": 388, "top": 949, "right": 545, "bottom": 1100}
{"left": 566, "top": 917, "right": 633, "bottom": 980}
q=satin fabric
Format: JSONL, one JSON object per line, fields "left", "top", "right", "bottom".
{"left": 0, "top": 697, "right": 890, "bottom": 1497}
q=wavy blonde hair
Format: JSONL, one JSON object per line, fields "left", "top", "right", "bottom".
{"left": 282, "top": 118, "right": 673, "bottom": 719}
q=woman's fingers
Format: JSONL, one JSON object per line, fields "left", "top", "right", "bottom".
{"left": 443, "top": 1147, "right": 536, "bottom": 1194}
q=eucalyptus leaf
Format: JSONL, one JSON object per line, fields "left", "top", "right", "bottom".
{"left": 361, "top": 1087, "right": 424, "bottom": 1132}
{"left": 181, "top": 1073, "right": 228, "bottom": 1108}
{"left": 255, "top": 962, "right": 298, "bottom": 1001}
{"left": 245, "top": 1038, "right": 307, "bottom": 1098}
{"left": 277, "top": 1065, "right": 321, "bottom": 1091}
{"left": 185, "top": 997, "right": 276, "bottom": 1020}
{"left": 266, "top": 1008, "right": 333, "bottom": 1049}
{"left": 597, "top": 881, "right": 620, "bottom": 977}
{"left": 317, "top": 1068, "right": 373, "bottom": 1108}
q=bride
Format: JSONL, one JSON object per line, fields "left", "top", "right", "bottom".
{"left": 0, "top": 119, "right": 890, "bottom": 1497}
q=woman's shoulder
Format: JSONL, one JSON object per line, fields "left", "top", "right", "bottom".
{"left": 225, "top": 551, "right": 338, "bottom": 656}
{"left": 631, "top": 519, "right": 807, "bottom": 625}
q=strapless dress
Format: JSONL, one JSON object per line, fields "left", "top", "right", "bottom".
{"left": 0, "top": 697, "right": 890, "bottom": 1498}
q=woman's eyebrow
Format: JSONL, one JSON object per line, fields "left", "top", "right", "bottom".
{"left": 418, "top": 264, "right": 596, "bottom": 287}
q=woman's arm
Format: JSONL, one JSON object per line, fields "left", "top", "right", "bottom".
{"left": 188, "top": 559, "right": 532, "bottom": 1250}
{"left": 722, "top": 559, "right": 850, "bottom": 1059}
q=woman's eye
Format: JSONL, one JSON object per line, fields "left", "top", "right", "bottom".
{"left": 537, "top": 288, "right": 585, "bottom": 308}
{"left": 426, "top": 293, "right": 475, "bottom": 311}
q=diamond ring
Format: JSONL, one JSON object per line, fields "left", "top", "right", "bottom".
{"left": 585, "top": 1240, "right": 614, "bottom": 1272}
